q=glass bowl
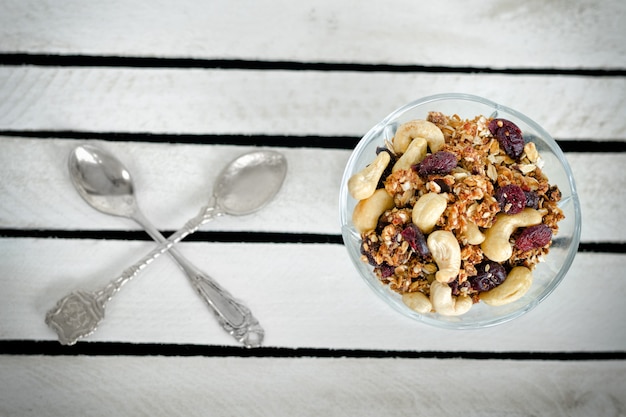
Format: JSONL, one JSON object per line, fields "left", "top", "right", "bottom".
{"left": 339, "top": 93, "right": 582, "bottom": 329}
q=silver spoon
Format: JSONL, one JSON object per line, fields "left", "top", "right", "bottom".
{"left": 67, "top": 144, "right": 278, "bottom": 347}
{"left": 45, "top": 145, "right": 287, "bottom": 347}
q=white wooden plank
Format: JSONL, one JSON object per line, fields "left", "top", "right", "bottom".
{"left": 1, "top": 355, "right": 624, "bottom": 417}
{"left": 0, "top": 138, "right": 623, "bottom": 242}
{"left": 569, "top": 152, "right": 626, "bottom": 243}
{"left": 0, "top": 138, "right": 346, "bottom": 235}
{"left": 1, "top": 238, "right": 624, "bottom": 351}
{"left": 0, "top": 67, "right": 624, "bottom": 139}
{"left": 1, "top": 0, "right": 624, "bottom": 70}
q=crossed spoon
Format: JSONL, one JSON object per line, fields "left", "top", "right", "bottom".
{"left": 45, "top": 144, "right": 287, "bottom": 347}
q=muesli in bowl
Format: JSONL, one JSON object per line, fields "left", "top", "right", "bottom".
{"left": 339, "top": 94, "right": 581, "bottom": 328}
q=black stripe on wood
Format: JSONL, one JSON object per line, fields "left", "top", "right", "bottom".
{"left": 0, "top": 229, "right": 624, "bottom": 253}
{"left": 1, "top": 130, "right": 625, "bottom": 152}
{"left": 1, "top": 53, "right": 625, "bottom": 76}
{"left": 1, "top": 340, "right": 624, "bottom": 360}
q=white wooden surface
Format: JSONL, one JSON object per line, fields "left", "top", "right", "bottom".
{"left": 1, "top": 0, "right": 625, "bottom": 416}
{"left": 2, "top": 0, "right": 624, "bottom": 69}
{"left": 2, "top": 356, "right": 625, "bottom": 417}
{"left": 1, "top": 68, "right": 624, "bottom": 139}
{"left": 1, "top": 238, "right": 625, "bottom": 351}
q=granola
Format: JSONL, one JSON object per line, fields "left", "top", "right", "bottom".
{"left": 352, "top": 112, "right": 564, "bottom": 314}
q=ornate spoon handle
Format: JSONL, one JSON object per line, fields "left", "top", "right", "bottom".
{"left": 133, "top": 209, "right": 263, "bottom": 347}
{"left": 46, "top": 203, "right": 215, "bottom": 346}
{"left": 188, "top": 272, "right": 264, "bottom": 348}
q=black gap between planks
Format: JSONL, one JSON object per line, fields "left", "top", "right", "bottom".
{"left": 1, "top": 53, "right": 625, "bottom": 76}
{"left": 0, "top": 229, "right": 624, "bottom": 254}
{"left": 0, "top": 130, "right": 625, "bottom": 152}
{"left": 1, "top": 340, "right": 625, "bottom": 360}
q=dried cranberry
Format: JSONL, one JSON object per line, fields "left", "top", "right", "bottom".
{"left": 469, "top": 261, "right": 507, "bottom": 292}
{"left": 414, "top": 151, "right": 457, "bottom": 177}
{"left": 488, "top": 118, "right": 525, "bottom": 160}
{"left": 524, "top": 190, "right": 540, "bottom": 209}
{"left": 449, "top": 279, "right": 471, "bottom": 296}
{"left": 515, "top": 224, "right": 552, "bottom": 252}
{"left": 495, "top": 184, "right": 526, "bottom": 214}
{"left": 378, "top": 263, "right": 395, "bottom": 278}
{"left": 400, "top": 223, "right": 430, "bottom": 258}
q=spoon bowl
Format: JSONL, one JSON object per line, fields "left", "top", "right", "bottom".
{"left": 69, "top": 145, "right": 138, "bottom": 218}
{"left": 70, "top": 145, "right": 288, "bottom": 218}
{"left": 215, "top": 150, "right": 288, "bottom": 216}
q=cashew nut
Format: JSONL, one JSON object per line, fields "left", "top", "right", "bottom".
{"left": 461, "top": 221, "right": 485, "bottom": 245}
{"left": 402, "top": 291, "right": 432, "bottom": 314}
{"left": 430, "top": 281, "right": 473, "bottom": 316}
{"left": 480, "top": 266, "right": 533, "bottom": 306}
{"left": 392, "top": 137, "right": 427, "bottom": 172}
{"left": 352, "top": 188, "right": 395, "bottom": 234}
{"left": 348, "top": 151, "right": 391, "bottom": 200}
{"left": 481, "top": 208, "right": 542, "bottom": 262}
{"left": 412, "top": 192, "right": 447, "bottom": 234}
{"left": 392, "top": 120, "right": 445, "bottom": 154}
{"left": 427, "top": 230, "right": 461, "bottom": 283}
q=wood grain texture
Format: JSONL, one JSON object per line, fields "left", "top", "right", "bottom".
{"left": 0, "top": 67, "right": 624, "bottom": 138}
{"left": 2, "top": 0, "right": 624, "bottom": 69}
{"left": 0, "top": 138, "right": 622, "bottom": 242}
{"left": 1, "top": 237, "right": 624, "bottom": 351}
{"left": 1, "top": 355, "right": 625, "bottom": 417}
